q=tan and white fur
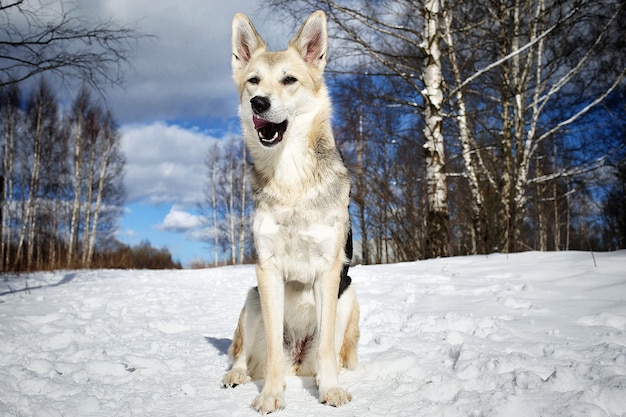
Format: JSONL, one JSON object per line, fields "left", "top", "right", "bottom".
{"left": 222, "top": 11, "right": 360, "bottom": 414}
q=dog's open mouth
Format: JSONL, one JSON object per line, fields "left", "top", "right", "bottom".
{"left": 253, "top": 115, "right": 287, "bottom": 147}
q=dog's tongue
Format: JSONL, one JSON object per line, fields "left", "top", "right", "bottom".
{"left": 253, "top": 115, "right": 272, "bottom": 130}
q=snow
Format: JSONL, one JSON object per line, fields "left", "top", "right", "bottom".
{"left": 1, "top": 251, "right": 625, "bottom": 416}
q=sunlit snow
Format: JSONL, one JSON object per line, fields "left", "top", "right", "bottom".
{"left": 1, "top": 251, "right": 625, "bottom": 416}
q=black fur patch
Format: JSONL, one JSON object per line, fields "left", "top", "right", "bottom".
{"left": 338, "top": 227, "right": 353, "bottom": 299}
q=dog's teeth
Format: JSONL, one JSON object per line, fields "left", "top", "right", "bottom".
{"left": 272, "top": 131, "right": 279, "bottom": 140}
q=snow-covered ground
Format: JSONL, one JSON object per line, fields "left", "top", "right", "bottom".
{"left": 1, "top": 251, "right": 625, "bottom": 416}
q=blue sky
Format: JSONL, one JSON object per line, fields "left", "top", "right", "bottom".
{"left": 81, "top": 0, "right": 289, "bottom": 266}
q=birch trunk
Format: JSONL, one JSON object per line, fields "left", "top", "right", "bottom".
{"left": 238, "top": 143, "right": 246, "bottom": 264}
{"left": 81, "top": 112, "right": 99, "bottom": 267}
{"left": 210, "top": 149, "right": 219, "bottom": 267}
{"left": 67, "top": 103, "right": 85, "bottom": 267}
{"left": 357, "top": 108, "right": 369, "bottom": 264}
{"left": 443, "top": 5, "right": 496, "bottom": 254}
{"left": 86, "top": 129, "right": 112, "bottom": 265}
{"left": 25, "top": 97, "right": 43, "bottom": 269}
{"left": 423, "top": 0, "right": 450, "bottom": 258}
{"left": 15, "top": 89, "right": 44, "bottom": 269}
{"left": 228, "top": 153, "right": 236, "bottom": 265}
{"left": 1, "top": 89, "right": 18, "bottom": 271}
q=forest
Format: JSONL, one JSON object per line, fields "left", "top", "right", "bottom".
{"left": 2, "top": 0, "right": 625, "bottom": 270}
{"left": 201, "top": 0, "right": 626, "bottom": 265}
{"left": 0, "top": 0, "right": 181, "bottom": 271}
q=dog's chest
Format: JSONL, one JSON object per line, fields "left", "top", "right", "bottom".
{"left": 253, "top": 204, "right": 345, "bottom": 282}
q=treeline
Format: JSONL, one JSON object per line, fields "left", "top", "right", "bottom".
{"left": 96, "top": 240, "right": 182, "bottom": 270}
{"left": 201, "top": 0, "right": 626, "bottom": 266}
{"left": 0, "top": 80, "right": 125, "bottom": 271}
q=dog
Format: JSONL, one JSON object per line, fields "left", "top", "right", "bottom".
{"left": 222, "top": 10, "right": 360, "bottom": 414}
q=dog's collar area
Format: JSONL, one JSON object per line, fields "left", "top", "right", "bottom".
{"left": 253, "top": 115, "right": 287, "bottom": 147}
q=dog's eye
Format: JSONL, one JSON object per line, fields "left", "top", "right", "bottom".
{"left": 248, "top": 77, "right": 260, "bottom": 85}
{"left": 282, "top": 76, "right": 297, "bottom": 85}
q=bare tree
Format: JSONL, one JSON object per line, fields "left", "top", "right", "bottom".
{"left": 81, "top": 105, "right": 100, "bottom": 266}
{"left": 0, "top": 84, "right": 20, "bottom": 270}
{"left": 82, "top": 109, "right": 123, "bottom": 265}
{"left": 0, "top": 0, "right": 141, "bottom": 90}
{"left": 201, "top": 137, "right": 252, "bottom": 266}
{"left": 66, "top": 87, "right": 88, "bottom": 266}
{"left": 13, "top": 79, "right": 55, "bottom": 269}
{"left": 422, "top": 0, "right": 450, "bottom": 257}
{"left": 238, "top": 143, "right": 247, "bottom": 264}
{"left": 203, "top": 142, "right": 221, "bottom": 267}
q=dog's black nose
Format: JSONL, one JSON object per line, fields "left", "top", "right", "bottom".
{"left": 250, "top": 96, "right": 271, "bottom": 114}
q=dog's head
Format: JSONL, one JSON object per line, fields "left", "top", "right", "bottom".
{"left": 231, "top": 11, "right": 328, "bottom": 148}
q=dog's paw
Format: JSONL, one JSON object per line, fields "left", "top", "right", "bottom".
{"left": 320, "top": 386, "right": 352, "bottom": 407}
{"left": 251, "top": 391, "right": 285, "bottom": 414}
{"left": 222, "top": 369, "right": 251, "bottom": 388}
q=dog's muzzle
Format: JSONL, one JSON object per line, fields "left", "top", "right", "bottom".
{"left": 250, "top": 96, "right": 287, "bottom": 147}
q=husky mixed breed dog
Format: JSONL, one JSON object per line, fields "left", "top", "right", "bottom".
{"left": 222, "top": 10, "right": 360, "bottom": 414}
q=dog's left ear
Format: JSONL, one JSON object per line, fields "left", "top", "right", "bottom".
{"left": 289, "top": 10, "right": 328, "bottom": 70}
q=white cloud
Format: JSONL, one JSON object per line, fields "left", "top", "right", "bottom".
{"left": 121, "top": 228, "right": 138, "bottom": 238}
{"left": 121, "top": 121, "right": 219, "bottom": 205}
{"left": 158, "top": 205, "right": 203, "bottom": 232}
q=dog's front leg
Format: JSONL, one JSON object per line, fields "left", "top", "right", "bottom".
{"left": 315, "top": 258, "right": 352, "bottom": 407}
{"left": 252, "top": 265, "right": 286, "bottom": 414}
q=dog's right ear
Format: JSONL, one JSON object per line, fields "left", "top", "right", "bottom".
{"left": 232, "top": 13, "right": 266, "bottom": 73}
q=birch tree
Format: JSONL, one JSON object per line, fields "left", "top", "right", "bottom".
{"left": 13, "top": 80, "right": 55, "bottom": 269}
{"left": 81, "top": 106, "right": 101, "bottom": 266}
{"left": 78, "top": 107, "right": 122, "bottom": 266}
{"left": 442, "top": 3, "right": 494, "bottom": 254}
{"left": 238, "top": 143, "right": 247, "bottom": 264}
{"left": 39, "top": 103, "right": 69, "bottom": 268}
{"left": 66, "top": 88, "right": 89, "bottom": 266}
{"left": 422, "top": 0, "right": 450, "bottom": 257}
{"left": 201, "top": 138, "right": 252, "bottom": 265}
{"left": 203, "top": 142, "right": 221, "bottom": 266}
{"left": 0, "top": 85, "right": 19, "bottom": 270}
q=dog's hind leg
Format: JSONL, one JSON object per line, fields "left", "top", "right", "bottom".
{"left": 222, "top": 304, "right": 253, "bottom": 388}
{"left": 224, "top": 286, "right": 270, "bottom": 387}
{"left": 338, "top": 292, "right": 359, "bottom": 371}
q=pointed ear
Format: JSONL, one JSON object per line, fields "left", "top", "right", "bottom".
{"left": 231, "top": 13, "right": 267, "bottom": 72}
{"left": 288, "top": 10, "right": 328, "bottom": 70}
